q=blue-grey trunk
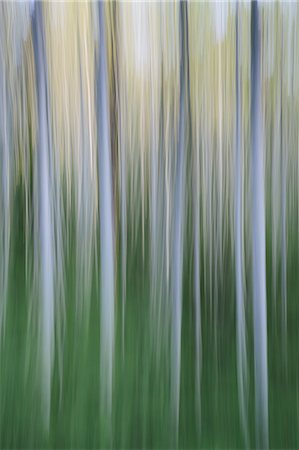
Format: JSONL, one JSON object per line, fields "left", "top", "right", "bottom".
{"left": 235, "top": 3, "right": 249, "bottom": 445}
{"left": 96, "top": 2, "right": 115, "bottom": 438}
{"left": 251, "top": 2, "right": 269, "bottom": 447}
{"left": 280, "top": 27, "right": 287, "bottom": 352}
{"left": 32, "top": 3, "right": 54, "bottom": 433}
{"left": 171, "top": 1, "right": 187, "bottom": 443}
{"left": 0, "top": 45, "right": 11, "bottom": 342}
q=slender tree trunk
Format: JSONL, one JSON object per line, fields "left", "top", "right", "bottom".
{"left": 280, "top": 24, "right": 287, "bottom": 352}
{"left": 150, "top": 71, "right": 158, "bottom": 321}
{"left": 171, "top": 1, "right": 187, "bottom": 443}
{"left": 235, "top": 3, "right": 249, "bottom": 445}
{"left": 32, "top": 3, "right": 54, "bottom": 433}
{"left": 96, "top": 2, "right": 115, "bottom": 440}
{"left": 251, "top": 2, "right": 269, "bottom": 447}
{"left": 0, "top": 51, "right": 10, "bottom": 343}
{"left": 116, "top": 16, "right": 127, "bottom": 360}
{"left": 192, "top": 85, "right": 202, "bottom": 439}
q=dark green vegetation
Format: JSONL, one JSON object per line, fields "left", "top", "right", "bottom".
{"left": 1, "top": 186, "right": 299, "bottom": 449}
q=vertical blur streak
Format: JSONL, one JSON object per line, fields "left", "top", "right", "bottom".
{"left": 215, "top": 7, "right": 223, "bottom": 360}
{"left": 32, "top": 3, "right": 54, "bottom": 433}
{"left": 251, "top": 1, "right": 269, "bottom": 447}
{"left": 97, "top": 1, "right": 115, "bottom": 438}
{"left": 150, "top": 50, "right": 158, "bottom": 330}
{"left": 119, "top": 81, "right": 127, "bottom": 359}
{"left": 191, "top": 29, "right": 202, "bottom": 441}
{"left": 171, "top": 1, "right": 186, "bottom": 443}
{"left": 76, "top": 29, "right": 94, "bottom": 325}
{"left": 235, "top": 2, "right": 249, "bottom": 445}
{"left": 115, "top": 8, "right": 127, "bottom": 355}
{"left": 0, "top": 34, "right": 10, "bottom": 343}
{"left": 280, "top": 23, "right": 287, "bottom": 351}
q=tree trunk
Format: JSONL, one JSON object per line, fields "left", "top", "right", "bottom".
{"left": 96, "top": 2, "right": 115, "bottom": 441}
{"left": 32, "top": 3, "right": 54, "bottom": 433}
{"left": 235, "top": 3, "right": 249, "bottom": 445}
{"left": 251, "top": 1, "right": 269, "bottom": 447}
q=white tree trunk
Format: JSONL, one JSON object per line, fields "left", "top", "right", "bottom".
{"left": 235, "top": 3, "right": 249, "bottom": 445}
{"left": 0, "top": 55, "right": 10, "bottom": 342}
{"left": 97, "top": 2, "right": 115, "bottom": 438}
{"left": 32, "top": 3, "right": 54, "bottom": 433}
{"left": 171, "top": 2, "right": 187, "bottom": 443}
{"left": 251, "top": 2, "right": 269, "bottom": 447}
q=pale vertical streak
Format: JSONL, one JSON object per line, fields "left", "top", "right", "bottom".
{"left": 251, "top": 2, "right": 269, "bottom": 447}
{"left": 32, "top": 3, "right": 54, "bottom": 432}
{"left": 235, "top": 2, "right": 249, "bottom": 445}
{"left": 216, "top": 7, "right": 223, "bottom": 308}
{"left": 120, "top": 96, "right": 127, "bottom": 357}
{"left": 201, "top": 90, "right": 209, "bottom": 316}
{"left": 97, "top": 1, "right": 115, "bottom": 432}
{"left": 150, "top": 39, "right": 158, "bottom": 326}
{"left": 171, "top": 1, "right": 186, "bottom": 443}
{"left": 0, "top": 46, "right": 10, "bottom": 343}
{"left": 193, "top": 113, "right": 202, "bottom": 435}
{"left": 141, "top": 103, "right": 145, "bottom": 261}
{"left": 213, "top": 8, "right": 224, "bottom": 377}
{"left": 271, "top": 4, "right": 281, "bottom": 319}
{"left": 272, "top": 87, "right": 280, "bottom": 318}
{"left": 76, "top": 33, "right": 93, "bottom": 322}
{"left": 116, "top": 5, "right": 127, "bottom": 356}
{"left": 190, "top": 37, "right": 202, "bottom": 440}
{"left": 280, "top": 20, "right": 287, "bottom": 350}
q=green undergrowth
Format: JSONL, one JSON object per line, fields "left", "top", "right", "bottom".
{"left": 1, "top": 186, "right": 299, "bottom": 448}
